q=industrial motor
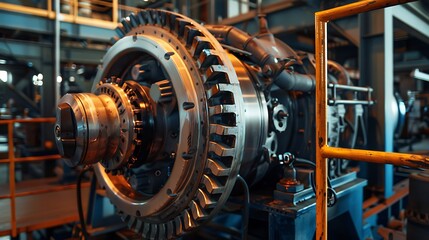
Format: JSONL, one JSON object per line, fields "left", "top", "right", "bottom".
{"left": 54, "top": 9, "right": 369, "bottom": 239}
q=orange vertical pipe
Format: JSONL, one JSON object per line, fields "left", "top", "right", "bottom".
{"left": 8, "top": 122, "right": 16, "bottom": 237}
{"left": 112, "top": 0, "right": 118, "bottom": 23}
{"left": 73, "top": 0, "right": 78, "bottom": 21}
{"left": 314, "top": 13, "right": 328, "bottom": 240}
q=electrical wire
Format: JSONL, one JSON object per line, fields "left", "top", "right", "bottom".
{"left": 77, "top": 166, "right": 93, "bottom": 240}
{"left": 295, "top": 158, "right": 316, "bottom": 168}
{"left": 236, "top": 175, "right": 249, "bottom": 240}
{"left": 294, "top": 157, "right": 337, "bottom": 207}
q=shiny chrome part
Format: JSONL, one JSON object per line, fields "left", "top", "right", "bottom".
{"left": 55, "top": 92, "right": 121, "bottom": 167}
{"left": 55, "top": 81, "right": 154, "bottom": 170}
{"left": 273, "top": 103, "right": 288, "bottom": 132}
{"left": 228, "top": 54, "right": 269, "bottom": 183}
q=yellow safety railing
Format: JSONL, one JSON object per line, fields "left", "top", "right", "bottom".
{"left": 0, "top": 118, "right": 60, "bottom": 237}
{"left": 314, "top": 0, "right": 422, "bottom": 239}
{"left": 0, "top": 0, "right": 142, "bottom": 30}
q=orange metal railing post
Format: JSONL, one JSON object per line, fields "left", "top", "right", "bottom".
{"left": 73, "top": 0, "right": 78, "bottom": 22}
{"left": 314, "top": 1, "right": 418, "bottom": 239}
{"left": 314, "top": 13, "right": 328, "bottom": 240}
{"left": 7, "top": 122, "right": 17, "bottom": 237}
{"left": 0, "top": 117, "right": 59, "bottom": 236}
{"left": 112, "top": 0, "right": 118, "bottom": 24}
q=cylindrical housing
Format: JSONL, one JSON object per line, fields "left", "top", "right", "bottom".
{"left": 54, "top": 93, "right": 120, "bottom": 167}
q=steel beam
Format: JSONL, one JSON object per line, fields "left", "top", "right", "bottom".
{"left": 392, "top": 4, "right": 429, "bottom": 45}
{"left": 0, "top": 39, "right": 105, "bottom": 65}
{"left": 360, "top": 8, "right": 395, "bottom": 198}
{"left": 0, "top": 10, "right": 52, "bottom": 34}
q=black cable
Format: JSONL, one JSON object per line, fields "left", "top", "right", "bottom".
{"left": 77, "top": 166, "right": 92, "bottom": 240}
{"left": 293, "top": 157, "right": 337, "bottom": 207}
{"left": 236, "top": 175, "right": 249, "bottom": 240}
{"left": 295, "top": 158, "right": 316, "bottom": 168}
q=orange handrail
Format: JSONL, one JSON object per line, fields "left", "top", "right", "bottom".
{"left": 314, "top": 1, "right": 419, "bottom": 239}
{"left": 0, "top": 0, "right": 118, "bottom": 29}
{"left": 0, "top": 117, "right": 60, "bottom": 237}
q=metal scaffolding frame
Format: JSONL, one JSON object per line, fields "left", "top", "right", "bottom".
{"left": 314, "top": 0, "right": 429, "bottom": 239}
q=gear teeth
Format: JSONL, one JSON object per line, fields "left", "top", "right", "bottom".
{"left": 149, "top": 224, "right": 158, "bottom": 240}
{"left": 182, "top": 209, "right": 196, "bottom": 231}
{"left": 127, "top": 216, "right": 137, "bottom": 229}
{"left": 175, "top": 18, "right": 191, "bottom": 37}
{"left": 198, "top": 49, "right": 222, "bottom": 69}
{"left": 210, "top": 124, "right": 238, "bottom": 135}
{"left": 160, "top": 12, "right": 170, "bottom": 28}
{"left": 202, "top": 174, "right": 224, "bottom": 194}
{"left": 207, "top": 83, "right": 234, "bottom": 99}
{"left": 197, "top": 188, "right": 216, "bottom": 208}
{"left": 207, "top": 158, "right": 230, "bottom": 176}
{"left": 128, "top": 13, "right": 140, "bottom": 28}
{"left": 190, "top": 200, "right": 207, "bottom": 221}
{"left": 184, "top": 25, "right": 202, "bottom": 47}
{"left": 204, "top": 65, "right": 230, "bottom": 84}
{"left": 137, "top": 11, "right": 148, "bottom": 25}
{"left": 142, "top": 222, "right": 150, "bottom": 238}
{"left": 165, "top": 12, "right": 174, "bottom": 30}
{"left": 120, "top": 18, "right": 132, "bottom": 33}
{"left": 150, "top": 10, "right": 158, "bottom": 24}
{"left": 174, "top": 216, "right": 183, "bottom": 236}
{"left": 209, "top": 105, "right": 236, "bottom": 115}
{"left": 166, "top": 221, "right": 174, "bottom": 239}
{"left": 159, "top": 11, "right": 167, "bottom": 26}
{"left": 110, "top": 36, "right": 119, "bottom": 44}
{"left": 209, "top": 141, "right": 235, "bottom": 156}
{"left": 135, "top": 219, "right": 144, "bottom": 234}
{"left": 115, "top": 27, "right": 126, "bottom": 38}
{"left": 168, "top": 13, "right": 178, "bottom": 32}
{"left": 158, "top": 223, "right": 166, "bottom": 239}
{"left": 143, "top": 10, "right": 153, "bottom": 24}
{"left": 146, "top": 9, "right": 154, "bottom": 23}
{"left": 190, "top": 36, "right": 212, "bottom": 58}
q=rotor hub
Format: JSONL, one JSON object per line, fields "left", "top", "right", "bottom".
{"left": 54, "top": 81, "right": 155, "bottom": 170}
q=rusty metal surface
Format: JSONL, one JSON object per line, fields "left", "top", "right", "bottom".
{"left": 323, "top": 147, "right": 429, "bottom": 169}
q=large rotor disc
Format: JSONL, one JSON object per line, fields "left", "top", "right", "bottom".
{"left": 92, "top": 9, "right": 245, "bottom": 239}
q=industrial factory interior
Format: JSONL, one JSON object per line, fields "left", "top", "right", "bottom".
{"left": 1, "top": 0, "right": 429, "bottom": 239}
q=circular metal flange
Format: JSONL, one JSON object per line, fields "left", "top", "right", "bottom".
{"left": 92, "top": 9, "right": 245, "bottom": 239}
{"left": 55, "top": 93, "right": 121, "bottom": 167}
{"left": 92, "top": 82, "right": 137, "bottom": 170}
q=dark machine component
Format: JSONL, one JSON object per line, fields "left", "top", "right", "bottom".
{"left": 54, "top": 10, "right": 371, "bottom": 239}
{"left": 407, "top": 172, "right": 429, "bottom": 240}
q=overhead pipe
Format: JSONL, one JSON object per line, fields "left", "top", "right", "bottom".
{"left": 205, "top": 23, "right": 315, "bottom": 92}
